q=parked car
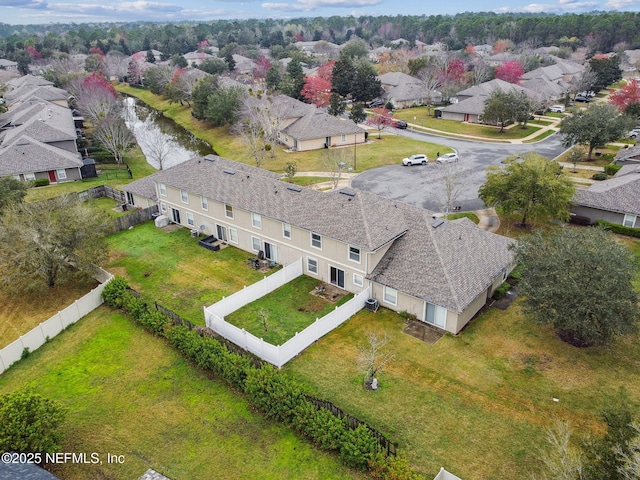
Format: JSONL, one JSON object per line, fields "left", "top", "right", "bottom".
{"left": 402, "top": 154, "right": 428, "bottom": 166}
{"left": 574, "top": 95, "right": 590, "bottom": 103}
{"left": 548, "top": 105, "right": 565, "bottom": 113}
{"left": 436, "top": 153, "right": 459, "bottom": 164}
{"left": 628, "top": 128, "right": 640, "bottom": 139}
{"left": 368, "top": 99, "right": 384, "bottom": 108}
{"left": 393, "top": 120, "right": 408, "bottom": 129}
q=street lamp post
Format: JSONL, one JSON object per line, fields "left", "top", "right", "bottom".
{"left": 354, "top": 133, "right": 357, "bottom": 171}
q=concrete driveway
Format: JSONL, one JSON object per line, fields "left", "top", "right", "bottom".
{"left": 351, "top": 129, "right": 568, "bottom": 212}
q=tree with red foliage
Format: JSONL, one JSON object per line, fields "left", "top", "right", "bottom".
{"left": 253, "top": 56, "right": 272, "bottom": 82}
{"left": 317, "top": 60, "right": 335, "bottom": 82}
{"left": 366, "top": 107, "right": 394, "bottom": 139}
{"left": 609, "top": 79, "right": 640, "bottom": 114}
{"left": 464, "top": 45, "right": 476, "bottom": 58}
{"left": 495, "top": 61, "right": 524, "bottom": 84}
{"left": 301, "top": 76, "right": 332, "bottom": 107}
{"left": 493, "top": 39, "right": 512, "bottom": 54}
{"left": 73, "top": 73, "right": 119, "bottom": 124}
{"left": 88, "top": 47, "right": 104, "bottom": 57}
{"left": 26, "top": 46, "right": 41, "bottom": 60}
{"left": 437, "top": 58, "right": 467, "bottom": 102}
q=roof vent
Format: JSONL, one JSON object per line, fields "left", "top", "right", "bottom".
{"left": 432, "top": 219, "right": 445, "bottom": 228}
{"left": 223, "top": 169, "right": 235, "bottom": 175}
{"left": 287, "top": 185, "right": 302, "bottom": 192}
{"left": 339, "top": 188, "right": 356, "bottom": 197}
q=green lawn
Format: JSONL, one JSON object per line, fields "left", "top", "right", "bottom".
{"left": 284, "top": 299, "right": 640, "bottom": 479}
{"left": 105, "top": 222, "right": 272, "bottom": 324}
{"left": 392, "top": 107, "right": 543, "bottom": 140}
{"left": 116, "top": 84, "right": 453, "bottom": 173}
{"left": 225, "top": 275, "right": 353, "bottom": 345}
{"left": 446, "top": 212, "right": 480, "bottom": 224}
{"left": 288, "top": 176, "right": 334, "bottom": 186}
{"left": 0, "top": 308, "right": 362, "bottom": 480}
{"left": 25, "top": 145, "right": 157, "bottom": 202}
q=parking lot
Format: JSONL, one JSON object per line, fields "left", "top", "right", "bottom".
{"left": 351, "top": 130, "right": 567, "bottom": 212}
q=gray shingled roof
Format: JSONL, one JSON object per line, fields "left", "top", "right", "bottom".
{"left": 6, "top": 85, "right": 68, "bottom": 106}
{"left": 440, "top": 95, "right": 487, "bottom": 115}
{"left": 2, "top": 105, "right": 76, "bottom": 146}
{"left": 272, "top": 94, "right": 315, "bottom": 120}
{"left": 0, "top": 134, "right": 82, "bottom": 175}
{"left": 369, "top": 204, "right": 514, "bottom": 313}
{"left": 615, "top": 145, "right": 640, "bottom": 162}
{"left": 124, "top": 175, "right": 158, "bottom": 202}
{"left": 572, "top": 166, "right": 640, "bottom": 216}
{"left": 457, "top": 78, "right": 535, "bottom": 99}
{"left": 0, "top": 459, "right": 60, "bottom": 479}
{"left": 128, "top": 155, "right": 407, "bottom": 251}
{"left": 6, "top": 74, "right": 53, "bottom": 89}
{"left": 0, "top": 99, "right": 69, "bottom": 129}
{"left": 378, "top": 71, "right": 421, "bottom": 87}
{"left": 283, "top": 109, "right": 365, "bottom": 140}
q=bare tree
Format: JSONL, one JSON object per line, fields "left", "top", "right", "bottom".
{"left": 136, "top": 122, "right": 176, "bottom": 170}
{"left": 436, "top": 161, "right": 465, "bottom": 217}
{"left": 532, "top": 421, "right": 584, "bottom": 480}
{"left": 617, "top": 423, "right": 640, "bottom": 479}
{"left": 71, "top": 78, "right": 120, "bottom": 124}
{"left": 356, "top": 331, "right": 394, "bottom": 390}
{"left": 103, "top": 52, "right": 129, "bottom": 81}
{"left": 469, "top": 59, "right": 493, "bottom": 86}
{"left": 240, "top": 94, "right": 288, "bottom": 159}
{"left": 93, "top": 116, "right": 134, "bottom": 164}
{"left": 417, "top": 67, "right": 442, "bottom": 116}
{"left": 322, "top": 148, "right": 351, "bottom": 189}
{"left": 570, "top": 65, "right": 598, "bottom": 96}
{"left": 236, "top": 115, "right": 266, "bottom": 167}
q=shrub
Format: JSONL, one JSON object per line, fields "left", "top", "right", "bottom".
{"left": 592, "top": 172, "right": 608, "bottom": 181}
{"left": 244, "top": 366, "right": 303, "bottom": 425}
{"left": 595, "top": 220, "right": 640, "bottom": 238}
{"left": 339, "top": 424, "right": 381, "bottom": 470}
{"left": 569, "top": 215, "right": 592, "bottom": 226}
{"left": 493, "top": 282, "right": 510, "bottom": 299}
{"left": 369, "top": 452, "right": 423, "bottom": 480}
{"left": 509, "top": 265, "right": 524, "bottom": 282}
{"left": 604, "top": 164, "right": 622, "bottom": 176}
{"left": 293, "top": 400, "right": 347, "bottom": 450}
{"left": 101, "top": 277, "right": 131, "bottom": 308}
{"left": 33, "top": 179, "right": 50, "bottom": 187}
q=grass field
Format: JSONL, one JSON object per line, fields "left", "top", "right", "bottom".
{"left": 288, "top": 175, "right": 334, "bottom": 186}
{"left": 0, "top": 308, "right": 362, "bottom": 480}
{"left": 225, "top": 275, "right": 353, "bottom": 345}
{"left": 115, "top": 84, "right": 453, "bottom": 173}
{"left": 104, "top": 222, "right": 272, "bottom": 324}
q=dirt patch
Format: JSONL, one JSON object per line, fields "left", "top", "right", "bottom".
{"left": 403, "top": 319, "right": 444, "bottom": 345}
{"left": 491, "top": 285, "right": 519, "bottom": 310}
{"left": 310, "top": 283, "right": 347, "bottom": 303}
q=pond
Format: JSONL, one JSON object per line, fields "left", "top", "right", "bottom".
{"left": 123, "top": 96, "right": 215, "bottom": 170}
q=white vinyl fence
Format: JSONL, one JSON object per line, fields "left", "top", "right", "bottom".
{"left": 205, "top": 260, "right": 371, "bottom": 367}
{"left": 0, "top": 270, "right": 114, "bottom": 375}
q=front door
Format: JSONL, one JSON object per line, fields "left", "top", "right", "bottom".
{"left": 171, "top": 208, "right": 181, "bottom": 224}
{"left": 425, "top": 303, "right": 446, "bottom": 328}
{"left": 329, "top": 266, "right": 345, "bottom": 289}
{"left": 264, "top": 242, "right": 277, "bottom": 263}
{"left": 216, "top": 225, "right": 227, "bottom": 242}
{"left": 48, "top": 171, "right": 56, "bottom": 182}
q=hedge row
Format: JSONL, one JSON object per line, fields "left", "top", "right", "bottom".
{"left": 102, "top": 277, "right": 396, "bottom": 472}
{"left": 595, "top": 220, "right": 640, "bottom": 238}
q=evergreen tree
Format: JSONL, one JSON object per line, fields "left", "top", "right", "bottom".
{"left": 265, "top": 64, "right": 282, "bottom": 91}
{"left": 349, "top": 102, "right": 366, "bottom": 125}
{"left": 328, "top": 92, "right": 346, "bottom": 116}
{"left": 281, "top": 58, "right": 305, "bottom": 100}
{"left": 331, "top": 55, "right": 354, "bottom": 98}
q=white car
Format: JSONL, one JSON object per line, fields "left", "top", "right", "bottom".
{"left": 402, "top": 154, "right": 428, "bottom": 166}
{"left": 436, "top": 153, "right": 459, "bottom": 164}
{"left": 548, "top": 105, "right": 565, "bottom": 113}
{"left": 628, "top": 128, "right": 640, "bottom": 139}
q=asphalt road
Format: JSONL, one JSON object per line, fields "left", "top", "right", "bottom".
{"left": 351, "top": 128, "right": 568, "bottom": 212}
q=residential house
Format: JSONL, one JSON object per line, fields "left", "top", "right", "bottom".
{"left": 5, "top": 74, "right": 53, "bottom": 90}
{"left": 0, "top": 460, "right": 61, "bottom": 480}
{"left": 571, "top": 165, "right": 640, "bottom": 227}
{"left": 231, "top": 54, "right": 257, "bottom": 76}
{"left": 183, "top": 50, "right": 214, "bottom": 67}
{"left": 484, "top": 52, "right": 520, "bottom": 67}
{"left": 124, "top": 156, "right": 514, "bottom": 334}
{"left": 377, "top": 71, "right": 441, "bottom": 109}
{"left": 5, "top": 85, "right": 69, "bottom": 108}
{"left": 0, "top": 134, "right": 83, "bottom": 182}
{"left": 294, "top": 40, "right": 340, "bottom": 57}
{"left": 436, "top": 78, "right": 539, "bottom": 123}
{"left": 614, "top": 145, "right": 640, "bottom": 165}
{"left": 0, "top": 58, "right": 18, "bottom": 71}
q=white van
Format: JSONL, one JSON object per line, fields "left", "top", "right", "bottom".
{"left": 548, "top": 105, "right": 565, "bottom": 113}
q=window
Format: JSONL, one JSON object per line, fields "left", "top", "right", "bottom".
{"left": 225, "top": 204, "right": 233, "bottom": 219}
{"left": 341, "top": 134, "right": 346, "bottom": 142}
{"left": 160, "top": 202, "right": 167, "bottom": 213}
{"left": 201, "top": 196, "right": 208, "bottom": 210}
{"left": 180, "top": 189, "right": 189, "bottom": 203}
{"left": 252, "top": 236, "right": 261, "bottom": 252}
{"left": 307, "top": 257, "right": 318, "bottom": 274}
{"left": 24, "top": 172, "right": 36, "bottom": 181}
{"left": 229, "top": 228, "right": 238, "bottom": 244}
{"left": 159, "top": 183, "right": 166, "bottom": 196}
{"left": 186, "top": 212, "right": 195, "bottom": 226}
{"left": 349, "top": 245, "right": 361, "bottom": 263}
{"left": 353, "top": 274, "right": 364, "bottom": 287}
{"left": 126, "top": 192, "right": 134, "bottom": 206}
{"left": 283, "top": 223, "right": 291, "bottom": 239}
{"left": 383, "top": 286, "right": 397, "bottom": 306}
{"left": 311, "top": 232, "right": 322, "bottom": 249}
{"left": 252, "top": 212, "right": 262, "bottom": 228}
{"left": 56, "top": 169, "right": 67, "bottom": 180}
{"left": 623, "top": 214, "right": 637, "bottom": 228}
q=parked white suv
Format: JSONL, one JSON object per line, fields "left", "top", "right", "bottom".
{"left": 402, "top": 154, "right": 428, "bottom": 166}
{"left": 628, "top": 128, "right": 640, "bottom": 139}
{"left": 436, "top": 153, "right": 459, "bottom": 164}
{"left": 548, "top": 105, "right": 565, "bottom": 113}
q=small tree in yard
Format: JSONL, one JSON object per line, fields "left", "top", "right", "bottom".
{"left": 0, "top": 389, "right": 67, "bottom": 455}
{"left": 137, "top": 123, "right": 176, "bottom": 170}
{"left": 366, "top": 107, "right": 393, "bottom": 139}
{"left": 533, "top": 421, "right": 584, "bottom": 480}
{"left": 322, "top": 147, "right": 351, "bottom": 189}
{"left": 513, "top": 226, "right": 640, "bottom": 347}
{"left": 93, "top": 115, "right": 134, "bottom": 165}
{"left": 0, "top": 176, "right": 27, "bottom": 213}
{"left": 0, "top": 194, "right": 110, "bottom": 290}
{"left": 349, "top": 102, "right": 366, "bottom": 125}
{"left": 357, "top": 331, "right": 394, "bottom": 390}
{"left": 567, "top": 148, "right": 584, "bottom": 173}
{"left": 479, "top": 152, "right": 574, "bottom": 227}
{"left": 284, "top": 162, "right": 297, "bottom": 182}
{"left": 560, "top": 103, "right": 636, "bottom": 160}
